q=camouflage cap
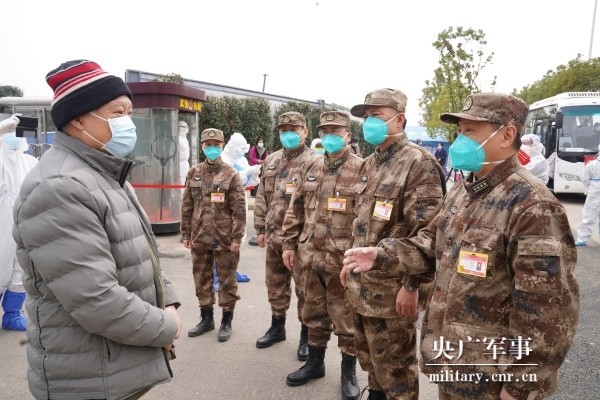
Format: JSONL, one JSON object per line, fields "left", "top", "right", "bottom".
{"left": 440, "top": 93, "right": 529, "bottom": 134}
{"left": 200, "top": 128, "right": 224, "bottom": 143}
{"left": 275, "top": 111, "right": 306, "bottom": 128}
{"left": 317, "top": 111, "right": 351, "bottom": 129}
{"left": 350, "top": 88, "right": 408, "bottom": 117}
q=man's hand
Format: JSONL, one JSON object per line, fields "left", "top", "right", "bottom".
{"left": 340, "top": 247, "right": 378, "bottom": 287}
{"left": 165, "top": 305, "right": 182, "bottom": 340}
{"left": 182, "top": 239, "right": 191, "bottom": 249}
{"left": 257, "top": 234, "right": 265, "bottom": 248}
{"left": 230, "top": 242, "right": 240, "bottom": 252}
{"left": 500, "top": 387, "right": 517, "bottom": 400}
{"left": 282, "top": 249, "right": 296, "bottom": 271}
{"left": 396, "top": 286, "right": 418, "bottom": 316}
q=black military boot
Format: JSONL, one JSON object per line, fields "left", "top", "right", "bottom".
{"left": 256, "top": 315, "right": 286, "bottom": 348}
{"left": 341, "top": 353, "right": 360, "bottom": 400}
{"left": 367, "top": 388, "right": 386, "bottom": 400}
{"left": 188, "top": 307, "right": 214, "bottom": 337}
{"left": 297, "top": 324, "right": 309, "bottom": 361}
{"left": 286, "top": 345, "right": 326, "bottom": 387}
{"left": 218, "top": 310, "right": 233, "bottom": 342}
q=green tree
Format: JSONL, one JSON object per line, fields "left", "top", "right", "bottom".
{"left": 152, "top": 73, "right": 184, "bottom": 84}
{"left": 419, "top": 26, "right": 496, "bottom": 141}
{"left": 513, "top": 55, "right": 600, "bottom": 104}
{"left": 197, "top": 95, "right": 272, "bottom": 148}
{"left": 0, "top": 85, "right": 24, "bottom": 113}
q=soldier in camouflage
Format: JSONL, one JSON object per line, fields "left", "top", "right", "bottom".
{"left": 254, "top": 111, "right": 320, "bottom": 360}
{"left": 280, "top": 111, "right": 364, "bottom": 399}
{"left": 343, "top": 93, "right": 580, "bottom": 400}
{"left": 341, "top": 88, "right": 446, "bottom": 400}
{"left": 181, "top": 128, "right": 246, "bottom": 343}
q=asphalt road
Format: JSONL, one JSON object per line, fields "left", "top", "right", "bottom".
{"left": 0, "top": 192, "right": 597, "bottom": 399}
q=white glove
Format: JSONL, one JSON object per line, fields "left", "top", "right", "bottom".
{"left": 0, "top": 114, "right": 20, "bottom": 135}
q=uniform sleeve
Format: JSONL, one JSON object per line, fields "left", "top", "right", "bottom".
{"left": 280, "top": 169, "right": 306, "bottom": 251}
{"left": 14, "top": 177, "right": 177, "bottom": 348}
{"left": 375, "top": 157, "right": 444, "bottom": 287}
{"left": 253, "top": 156, "right": 270, "bottom": 234}
{"left": 180, "top": 168, "right": 194, "bottom": 240}
{"left": 500, "top": 201, "right": 580, "bottom": 399}
{"left": 229, "top": 172, "right": 247, "bottom": 243}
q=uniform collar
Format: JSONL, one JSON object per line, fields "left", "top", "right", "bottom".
{"left": 284, "top": 144, "right": 306, "bottom": 160}
{"left": 465, "top": 156, "right": 520, "bottom": 199}
{"left": 324, "top": 147, "right": 350, "bottom": 170}
{"left": 205, "top": 157, "right": 223, "bottom": 172}
{"left": 375, "top": 134, "right": 409, "bottom": 164}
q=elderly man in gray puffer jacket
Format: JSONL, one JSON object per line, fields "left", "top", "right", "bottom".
{"left": 12, "top": 59, "right": 182, "bottom": 400}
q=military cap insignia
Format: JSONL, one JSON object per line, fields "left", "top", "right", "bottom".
{"left": 194, "top": 175, "right": 202, "bottom": 181}
{"left": 325, "top": 113, "right": 334, "bottom": 121}
{"left": 463, "top": 96, "right": 473, "bottom": 111}
{"left": 361, "top": 175, "right": 368, "bottom": 182}
{"left": 283, "top": 116, "right": 290, "bottom": 123}
{"left": 209, "top": 130, "right": 215, "bottom": 137}
{"left": 268, "top": 164, "right": 276, "bottom": 170}
{"left": 307, "top": 175, "right": 316, "bottom": 181}
{"left": 365, "top": 94, "right": 372, "bottom": 104}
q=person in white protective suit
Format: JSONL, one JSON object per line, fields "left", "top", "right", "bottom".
{"left": 310, "top": 138, "right": 324, "bottom": 155}
{"left": 0, "top": 115, "right": 38, "bottom": 331}
{"left": 178, "top": 121, "right": 191, "bottom": 188}
{"left": 520, "top": 133, "right": 549, "bottom": 184}
{"left": 220, "top": 132, "right": 261, "bottom": 282}
{"left": 575, "top": 144, "right": 600, "bottom": 246}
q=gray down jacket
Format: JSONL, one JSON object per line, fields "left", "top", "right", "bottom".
{"left": 12, "top": 131, "right": 180, "bottom": 400}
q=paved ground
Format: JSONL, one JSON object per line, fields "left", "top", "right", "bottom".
{"left": 0, "top": 192, "right": 598, "bottom": 399}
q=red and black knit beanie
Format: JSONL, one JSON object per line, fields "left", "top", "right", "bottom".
{"left": 46, "top": 60, "right": 132, "bottom": 130}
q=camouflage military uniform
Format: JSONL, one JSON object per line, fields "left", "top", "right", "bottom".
{"left": 254, "top": 145, "right": 319, "bottom": 318}
{"left": 379, "top": 157, "right": 580, "bottom": 400}
{"left": 281, "top": 146, "right": 364, "bottom": 354}
{"left": 347, "top": 135, "right": 445, "bottom": 399}
{"left": 181, "top": 158, "right": 246, "bottom": 311}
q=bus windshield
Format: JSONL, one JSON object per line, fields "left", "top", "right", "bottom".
{"left": 559, "top": 105, "right": 600, "bottom": 153}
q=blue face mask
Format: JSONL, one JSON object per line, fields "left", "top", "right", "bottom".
{"left": 362, "top": 115, "right": 399, "bottom": 145}
{"left": 203, "top": 145, "right": 222, "bottom": 161}
{"left": 449, "top": 125, "right": 504, "bottom": 172}
{"left": 2, "top": 132, "right": 27, "bottom": 151}
{"left": 279, "top": 131, "right": 302, "bottom": 149}
{"left": 321, "top": 133, "right": 347, "bottom": 154}
{"left": 88, "top": 113, "right": 137, "bottom": 158}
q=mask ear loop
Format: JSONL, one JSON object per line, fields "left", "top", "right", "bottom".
{"left": 478, "top": 125, "right": 507, "bottom": 166}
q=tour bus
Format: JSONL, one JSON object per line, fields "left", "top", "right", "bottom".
{"left": 523, "top": 92, "right": 600, "bottom": 194}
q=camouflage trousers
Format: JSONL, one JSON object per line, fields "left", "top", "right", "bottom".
{"left": 354, "top": 313, "right": 419, "bottom": 400}
{"left": 302, "top": 268, "right": 355, "bottom": 355}
{"left": 191, "top": 246, "right": 240, "bottom": 312}
{"left": 265, "top": 242, "right": 304, "bottom": 321}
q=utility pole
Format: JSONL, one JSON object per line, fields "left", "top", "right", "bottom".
{"left": 262, "top": 74, "right": 268, "bottom": 92}
{"left": 590, "top": 0, "right": 598, "bottom": 60}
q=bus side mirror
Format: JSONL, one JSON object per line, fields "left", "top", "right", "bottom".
{"left": 553, "top": 112, "right": 563, "bottom": 129}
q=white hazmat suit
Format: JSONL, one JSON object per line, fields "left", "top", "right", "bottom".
{"left": 575, "top": 144, "right": 600, "bottom": 246}
{"left": 178, "top": 121, "right": 191, "bottom": 187}
{"left": 520, "top": 134, "right": 549, "bottom": 184}
{"left": 1, "top": 115, "right": 38, "bottom": 331}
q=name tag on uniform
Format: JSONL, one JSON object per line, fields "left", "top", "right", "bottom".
{"left": 372, "top": 201, "right": 393, "bottom": 220}
{"left": 327, "top": 197, "right": 347, "bottom": 211}
{"left": 285, "top": 183, "right": 295, "bottom": 195}
{"left": 211, "top": 192, "right": 225, "bottom": 203}
{"left": 457, "top": 251, "right": 488, "bottom": 278}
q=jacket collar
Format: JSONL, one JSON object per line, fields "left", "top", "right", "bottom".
{"left": 465, "top": 156, "right": 520, "bottom": 199}
{"left": 324, "top": 147, "right": 350, "bottom": 170}
{"left": 375, "top": 134, "right": 409, "bottom": 164}
{"left": 204, "top": 157, "right": 223, "bottom": 172}
{"left": 53, "top": 131, "right": 134, "bottom": 187}
{"left": 284, "top": 144, "right": 306, "bottom": 160}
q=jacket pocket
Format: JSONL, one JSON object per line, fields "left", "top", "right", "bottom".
{"left": 514, "top": 236, "right": 563, "bottom": 296}
{"left": 188, "top": 180, "right": 203, "bottom": 199}
{"left": 455, "top": 228, "right": 501, "bottom": 282}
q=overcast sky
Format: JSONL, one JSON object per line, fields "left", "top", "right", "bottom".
{"left": 1, "top": 0, "right": 598, "bottom": 125}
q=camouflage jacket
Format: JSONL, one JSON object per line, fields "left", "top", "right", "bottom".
{"left": 381, "top": 157, "right": 580, "bottom": 399}
{"left": 181, "top": 158, "right": 246, "bottom": 249}
{"left": 346, "top": 135, "right": 445, "bottom": 318}
{"left": 254, "top": 145, "right": 319, "bottom": 247}
{"left": 281, "top": 147, "right": 365, "bottom": 274}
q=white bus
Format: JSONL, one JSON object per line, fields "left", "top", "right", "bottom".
{"left": 523, "top": 92, "right": 600, "bottom": 194}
